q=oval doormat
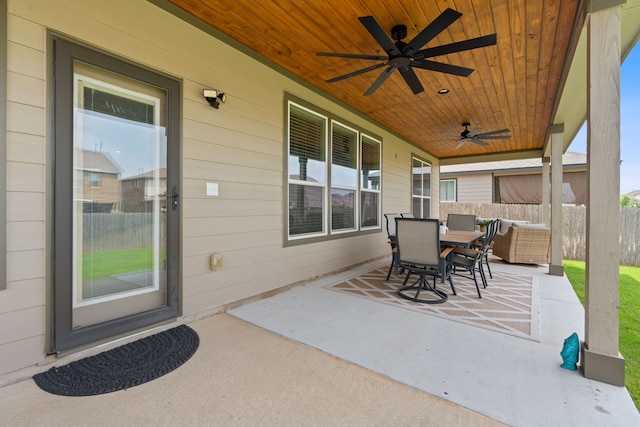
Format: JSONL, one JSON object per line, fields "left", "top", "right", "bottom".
{"left": 33, "top": 324, "right": 199, "bottom": 396}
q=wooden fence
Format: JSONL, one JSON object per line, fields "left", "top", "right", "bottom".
{"left": 440, "top": 203, "right": 640, "bottom": 266}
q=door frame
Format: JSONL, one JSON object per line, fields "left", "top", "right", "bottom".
{"left": 49, "top": 35, "right": 181, "bottom": 352}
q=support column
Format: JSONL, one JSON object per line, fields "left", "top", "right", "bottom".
{"left": 549, "top": 126, "right": 564, "bottom": 276}
{"left": 583, "top": 1, "right": 625, "bottom": 386}
{"left": 542, "top": 157, "right": 550, "bottom": 226}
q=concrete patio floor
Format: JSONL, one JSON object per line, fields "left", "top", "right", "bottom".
{"left": 227, "top": 257, "right": 640, "bottom": 426}
{"left": 1, "top": 257, "right": 638, "bottom": 426}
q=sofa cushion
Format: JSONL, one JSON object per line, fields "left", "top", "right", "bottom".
{"left": 513, "top": 223, "right": 547, "bottom": 230}
{"left": 499, "top": 219, "right": 529, "bottom": 234}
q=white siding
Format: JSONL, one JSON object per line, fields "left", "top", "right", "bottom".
{"left": 1, "top": 0, "right": 438, "bottom": 381}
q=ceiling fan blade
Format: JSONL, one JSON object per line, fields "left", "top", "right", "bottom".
{"left": 471, "top": 139, "right": 489, "bottom": 146}
{"left": 416, "top": 34, "right": 497, "bottom": 59}
{"left": 358, "top": 16, "right": 402, "bottom": 56}
{"left": 411, "top": 59, "right": 474, "bottom": 77}
{"left": 473, "top": 135, "right": 511, "bottom": 140}
{"left": 467, "top": 128, "right": 482, "bottom": 137}
{"left": 325, "top": 62, "right": 388, "bottom": 83}
{"left": 455, "top": 140, "right": 467, "bottom": 149}
{"left": 364, "top": 66, "right": 396, "bottom": 96}
{"left": 474, "top": 128, "right": 511, "bottom": 137}
{"left": 398, "top": 66, "right": 424, "bottom": 94}
{"left": 317, "top": 52, "right": 389, "bottom": 60}
{"left": 403, "top": 8, "right": 462, "bottom": 55}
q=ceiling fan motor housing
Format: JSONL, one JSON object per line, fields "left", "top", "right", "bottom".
{"left": 461, "top": 122, "right": 471, "bottom": 138}
{"left": 391, "top": 24, "right": 408, "bottom": 41}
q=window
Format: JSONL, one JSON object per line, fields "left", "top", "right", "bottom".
{"left": 361, "top": 135, "right": 381, "bottom": 227}
{"left": 440, "top": 179, "right": 457, "bottom": 202}
{"left": 286, "top": 96, "right": 381, "bottom": 242}
{"left": 89, "top": 172, "right": 102, "bottom": 188}
{"left": 412, "top": 156, "right": 431, "bottom": 218}
{"left": 331, "top": 122, "right": 357, "bottom": 232}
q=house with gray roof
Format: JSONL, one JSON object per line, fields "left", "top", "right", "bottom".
{"left": 439, "top": 151, "right": 587, "bottom": 204}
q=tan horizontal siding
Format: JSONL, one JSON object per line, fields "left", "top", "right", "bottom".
{"left": 455, "top": 174, "right": 493, "bottom": 203}
{"left": 1, "top": 0, "right": 437, "bottom": 381}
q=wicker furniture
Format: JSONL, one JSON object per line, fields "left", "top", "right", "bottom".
{"left": 492, "top": 223, "right": 551, "bottom": 264}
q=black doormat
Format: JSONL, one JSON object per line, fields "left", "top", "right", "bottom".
{"left": 33, "top": 324, "right": 199, "bottom": 396}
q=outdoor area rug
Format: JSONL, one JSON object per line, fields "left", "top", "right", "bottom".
{"left": 326, "top": 267, "right": 540, "bottom": 341}
{"left": 33, "top": 324, "right": 199, "bottom": 396}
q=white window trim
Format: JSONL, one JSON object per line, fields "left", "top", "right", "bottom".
{"left": 440, "top": 178, "right": 457, "bottom": 202}
{"left": 412, "top": 156, "right": 432, "bottom": 218}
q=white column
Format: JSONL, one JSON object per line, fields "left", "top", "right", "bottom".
{"left": 541, "top": 157, "right": 550, "bottom": 226}
{"left": 583, "top": 1, "right": 625, "bottom": 386}
{"left": 549, "top": 125, "right": 564, "bottom": 276}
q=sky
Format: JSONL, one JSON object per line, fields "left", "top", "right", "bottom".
{"left": 568, "top": 44, "right": 640, "bottom": 195}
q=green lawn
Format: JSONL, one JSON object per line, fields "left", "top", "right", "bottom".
{"left": 83, "top": 248, "right": 166, "bottom": 280}
{"left": 563, "top": 260, "right": 640, "bottom": 409}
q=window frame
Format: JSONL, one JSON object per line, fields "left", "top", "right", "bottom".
{"left": 285, "top": 94, "right": 382, "bottom": 245}
{"left": 50, "top": 35, "right": 181, "bottom": 351}
{"left": 411, "top": 155, "right": 432, "bottom": 219}
{"left": 440, "top": 178, "right": 457, "bottom": 202}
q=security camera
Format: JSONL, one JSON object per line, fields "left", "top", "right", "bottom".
{"left": 203, "top": 89, "right": 227, "bottom": 109}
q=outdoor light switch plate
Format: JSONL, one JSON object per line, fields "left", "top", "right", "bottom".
{"left": 206, "top": 182, "right": 219, "bottom": 196}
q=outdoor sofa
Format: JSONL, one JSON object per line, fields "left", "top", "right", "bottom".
{"left": 492, "top": 220, "right": 551, "bottom": 265}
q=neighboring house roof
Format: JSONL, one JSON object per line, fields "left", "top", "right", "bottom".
{"left": 623, "top": 190, "right": 640, "bottom": 199}
{"left": 76, "top": 148, "right": 123, "bottom": 175}
{"left": 440, "top": 151, "right": 586, "bottom": 175}
{"left": 121, "top": 167, "right": 167, "bottom": 181}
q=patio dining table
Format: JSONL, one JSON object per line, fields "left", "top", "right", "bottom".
{"left": 440, "top": 230, "right": 485, "bottom": 248}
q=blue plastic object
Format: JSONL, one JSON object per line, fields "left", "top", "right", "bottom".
{"left": 560, "top": 332, "right": 580, "bottom": 370}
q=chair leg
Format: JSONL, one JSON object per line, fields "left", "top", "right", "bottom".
{"left": 478, "top": 262, "right": 488, "bottom": 289}
{"left": 484, "top": 253, "right": 493, "bottom": 279}
{"left": 470, "top": 267, "right": 482, "bottom": 299}
{"left": 386, "top": 251, "right": 398, "bottom": 280}
{"left": 444, "top": 264, "right": 456, "bottom": 295}
{"left": 398, "top": 271, "right": 448, "bottom": 304}
{"left": 447, "top": 274, "right": 456, "bottom": 296}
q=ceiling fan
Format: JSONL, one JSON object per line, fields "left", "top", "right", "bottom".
{"left": 443, "top": 122, "right": 511, "bottom": 149}
{"left": 317, "top": 8, "right": 497, "bottom": 96}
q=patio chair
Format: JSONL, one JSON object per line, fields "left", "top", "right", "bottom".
{"left": 449, "top": 221, "right": 497, "bottom": 298}
{"left": 395, "top": 218, "right": 456, "bottom": 304}
{"left": 384, "top": 213, "right": 403, "bottom": 280}
{"left": 400, "top": 212, "right": 414, "bottom": 218}
{"left": 480, "top": 218, "right": 500, "bottom": 279}
{"left": 446, "top": 213, "right": 477, "bottom": 231}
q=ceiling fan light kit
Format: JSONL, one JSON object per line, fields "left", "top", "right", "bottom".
{"left": 317, "top": 8, "right": 497, "bottom": 96}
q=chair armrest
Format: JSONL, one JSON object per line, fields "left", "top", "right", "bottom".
{"left": 440, "top": 247, "right": 454, "bottom": 258}
{"left": 453, "top": 248, "right": 482, "bottom": 256}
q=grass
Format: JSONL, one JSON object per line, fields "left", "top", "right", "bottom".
{"left": 83, "top": 248, "right": 166, "bottom": 280}
{"left": 563, "top": 260, "right": 640, "bottom": 409}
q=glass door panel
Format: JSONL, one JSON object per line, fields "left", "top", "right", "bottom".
{"left": 71, "top": 62, "right": 168, "bottom": 329}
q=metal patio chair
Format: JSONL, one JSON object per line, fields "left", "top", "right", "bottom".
{"left": 446, "top": 213, "right": 477, "bottom": 231}
{"left": 395, "top": 218, "right": 456, "bottom": 304}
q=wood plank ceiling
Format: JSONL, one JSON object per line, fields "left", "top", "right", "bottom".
{"left": 168, "top": 0, "right": 582, "bottom": 161}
